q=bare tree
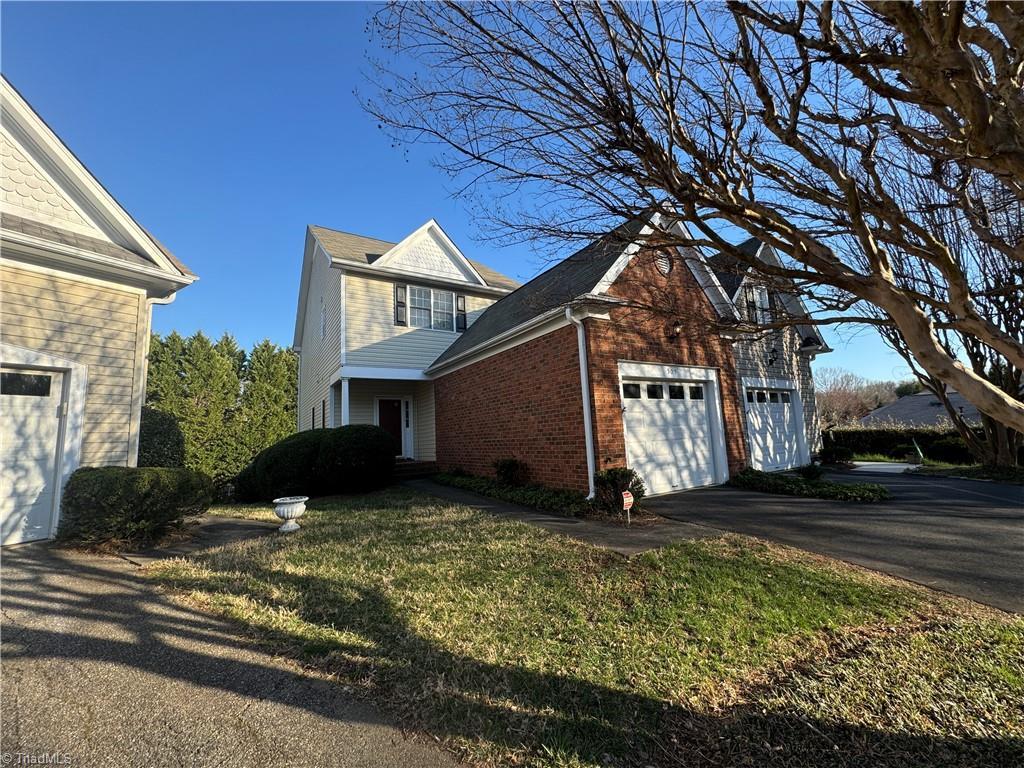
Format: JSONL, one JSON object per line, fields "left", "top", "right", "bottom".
{"left": 366, "top": 1, "right": 1024, "bottom": 435}
{"left": 814, "top": 367, "right": 899, "bottom": 428}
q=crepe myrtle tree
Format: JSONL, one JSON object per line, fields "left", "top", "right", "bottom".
{"left": 366, "top": 0, "right": 1024, "bottom": 434}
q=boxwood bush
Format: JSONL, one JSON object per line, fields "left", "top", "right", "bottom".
{"left": 58, "top": 466, "right": 213, "bottom": 547}
{"left": 234, "top": 425, "right": 395, "bottom": 502}
{"left": 729, "top": 468, "right": 890, "bottom": 502}
{"left": 137, "top": 406, "right": 186, "bottom": 468}
{"left": 593, "top": 467, "right": 646, "bottom": 515}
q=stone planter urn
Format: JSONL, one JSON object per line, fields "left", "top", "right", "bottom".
{"left": 272, "top": 496, "right": 309, "bottom": 533}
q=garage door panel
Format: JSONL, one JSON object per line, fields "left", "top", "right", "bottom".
{"left": 1, "top": 368, "right": 64, "bottom": 545}
{"left": 621, "top": 376, "right": 719, "bottom": 495}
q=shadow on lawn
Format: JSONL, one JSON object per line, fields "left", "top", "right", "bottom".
{"left": 2, "top": 544, "right": 1020, "bottom": 768}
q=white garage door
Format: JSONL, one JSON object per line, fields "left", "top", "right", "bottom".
{"left": 2, "top": 368, "right": 65, "bottom": 545}
{"left": 621, "top": 379, "right": 717, "bottom": 495}
{"left": 744, "top": 387, "right": 801, "bottom": 471}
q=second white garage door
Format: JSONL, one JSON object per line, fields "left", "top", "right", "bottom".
{"left": 621, "top": 379, "right": 718, "bottom": 495}
{"left": 744, "top": 386, "right": 802, "bottom": 471}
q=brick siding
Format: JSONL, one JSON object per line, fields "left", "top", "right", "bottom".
{"left": 585, "top": 250, "right": 749, "bottom": 476}
{"left": 434, "top": 325, "right": 591, "bottom": 491}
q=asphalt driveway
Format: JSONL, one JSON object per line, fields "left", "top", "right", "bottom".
{"left": 646, "top": 472, "right": 1023, "bottom": 613}
{"left": 0, "top": 544, "right": 455, "bottom": 767}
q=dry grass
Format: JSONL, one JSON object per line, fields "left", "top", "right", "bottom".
{"left": 150, "top": 489, "right": 1023, "bottom": 767}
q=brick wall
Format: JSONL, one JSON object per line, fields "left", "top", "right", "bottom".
{"left": 585, "top": 250, "right": 749, "bottom": 476}
{"left": 434, "top": 325, "right": 591, "bottom": 491}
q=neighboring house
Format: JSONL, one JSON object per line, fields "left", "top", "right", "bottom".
{"left": 860, "top": 390, "right": 981, "bottom": 428}
{"left": 1, "top": 76, "right": 194, "bottom": 545}
{"left": 295, "top": 213, "right": 825, "bottom": 496}
{"left": 707, "top": 238, "right": 830, "bottom": 471}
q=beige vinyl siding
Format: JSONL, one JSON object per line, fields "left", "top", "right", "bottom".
{"left": 345, "top": 274, "right": 494, "bottom": 369}
{"left": 1, "top": 263, "right": 148, "bottom": 467}
{"left": 297, "top": 247, "right": 342, "bottom": 431}
{"left": 346, "top": 379, "right": 435, "bottom": 460}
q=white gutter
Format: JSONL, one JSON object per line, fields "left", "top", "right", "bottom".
{"left": 566, "top": 307, "right": 597, "bottom": 500}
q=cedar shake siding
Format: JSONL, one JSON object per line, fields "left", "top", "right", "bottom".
{"left": 434, "top": 325, "right": 590, "bottom": 491}
{"left": 585, "top": 251, "right": 749, "bottom": 476}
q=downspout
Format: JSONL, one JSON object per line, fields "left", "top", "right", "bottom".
{"left": 566, "top": 307, "right": 597, "bottom": 500}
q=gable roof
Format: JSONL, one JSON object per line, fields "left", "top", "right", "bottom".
{"left": 0, "top": 76, "right": 194, "bottom": 294}
{"left": 860, "top": 391, "right": 982, "bottom": 428}
{"left": 309, "top": 223, "right": 520, "bottom": 291}
{"left": 429, "top": 218, "right": 650, "bottom": 370}
{"left": 707, "top": 236, "right": 761, "bottom": 299}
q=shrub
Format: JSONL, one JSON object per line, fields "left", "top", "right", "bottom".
{"left": 137, "top": 407, "right": 186, "bottom": 468}
{"left": 235, "top": 429, "right": 330, "bottom": 502}
{"left": 314, "top": 424, "right": 396, "bottom": 493}
{"left": 494, "top": 458, "right": 530, "bottom": 486}
{"left": 927, "top": 436, "right": 972, "bottom": 465}
{"left": 593, "top": 467, "right": 646, "bottom": 515}
{"left": 818, "top": 445, "right": 854, "bottom": 464}
{"left": 729, "top": 469, "right": 890, "bottom": 502}
{"left": 435, "top": 473, "right": 591, "bottom": 517}
{"left": 795, "top": 463, "right": 825, "bottom": 481}
{"left": 58, "top": 466, "right": 213, "bottom": 547}
{"left": 888, "top": 443, "right": 917, "bottom": 460}
{"left": 234, "top": 425, "right": 395, "bottom": 502}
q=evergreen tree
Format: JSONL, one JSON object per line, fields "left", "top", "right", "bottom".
{"left": 146, "top": 331, "right": 187, "bottom": 412}
{"left": 214, "top": 333, "right": 247, "bottom": 382}
{"left": 235, "top": 340, "right": 298, "bottom": 460}
{"left": 178, "top": 332, "right": 242, "bottom": 481}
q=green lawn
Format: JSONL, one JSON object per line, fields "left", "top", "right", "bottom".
{"left": 913, "top": 464, "right": 1024, "bottom": 484}
{"left": 150, "top": 490, "right": 1023, "bottom": 767}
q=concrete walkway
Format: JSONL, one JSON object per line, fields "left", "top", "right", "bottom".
{"left": 405, "top": 479, "right": 716, "bottom": 556}
{"left": 0, "top": 539, "right": 454, "bottom": 767}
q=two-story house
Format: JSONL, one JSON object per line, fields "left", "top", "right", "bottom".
{"left": 293, "top": 215, "right": 828, "bottom": 497}
{"left": 292, "top": 219, "right": 518, "bottom": 460}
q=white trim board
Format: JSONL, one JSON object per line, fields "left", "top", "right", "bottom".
{"left": 1, "top": 343, "right": 89, "bottom": 541}
{"left": 333, "top": 366, "right": 429, "bottom": 382}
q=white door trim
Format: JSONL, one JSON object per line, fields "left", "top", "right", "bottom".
{"left": 740, "top": 376, "right": 809, "bottom": 468}
{"left": 1, "top": 343, "right": 89, "bottom": 541}
{"left": 373, "top": 396, "right": 414, "bottom": 459}
{"left": 616, "top": 361, "right": 731, "bottom": 489}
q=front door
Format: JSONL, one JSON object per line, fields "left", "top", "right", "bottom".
{"left": 377, "top": 398, "right": 403, "bottom": 456}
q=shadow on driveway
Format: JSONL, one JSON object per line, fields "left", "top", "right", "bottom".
{"left": 647, "top": 473, "right": 1024, "bottom": 612}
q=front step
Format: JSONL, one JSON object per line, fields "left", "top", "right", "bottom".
{"left": 393, "top": 461, "right": 438, "bottom": 480}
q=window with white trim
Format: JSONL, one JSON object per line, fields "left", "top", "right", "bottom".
{"left": 401, "top": 285, "right": 459, "bottom": 332}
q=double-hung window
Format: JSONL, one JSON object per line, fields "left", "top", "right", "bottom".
{"left": 400, "top": 285, "right": 460, "bottom": 332}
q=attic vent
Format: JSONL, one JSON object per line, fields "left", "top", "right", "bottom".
{"left": 656, "top": 254, "right": 672, "bottom": 275}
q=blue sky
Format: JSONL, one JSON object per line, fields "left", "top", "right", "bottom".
{"left": 2, "top": 1, "right": 911, "bottom": 381}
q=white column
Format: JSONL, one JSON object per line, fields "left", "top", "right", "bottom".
{"left": 341, "top": 378, "right": 351, "bottom": 426}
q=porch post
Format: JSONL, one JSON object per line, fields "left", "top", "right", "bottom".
{"left": 340, "top": 378, "right": 350, "bottom": 426}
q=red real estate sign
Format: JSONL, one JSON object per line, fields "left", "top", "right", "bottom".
{"left": 622, "top": 491, "right": 634, "bottom": 511}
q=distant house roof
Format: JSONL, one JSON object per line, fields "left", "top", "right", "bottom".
{"left": 428, "top": 218, "right": 648, "bottom": 370}
{"left": 859, "top": 391, "right": 982, "bottom": 427}
{"left": 308, "top": 224, "right": 520, "bottom": 291}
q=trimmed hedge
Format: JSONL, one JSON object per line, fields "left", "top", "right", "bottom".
{"left": 58, "top": 466, "right": 213, "bottom": 547}
{"left": 234, "top": 425, "right": 395, "bottom": 502}
{"left": 818, "top": 446, "right": 854, "bottom": 465}
{"left": 729, "top": 469, "right": 890, "bottom": 502}
{"left": 435, "top": 472, "right": 591, "bottom": 517}
{"left": 137, "top": 406, "right": 186, "bottom": 468}
{"left": 824, "top": 428, "right": 973, "bottom": 464}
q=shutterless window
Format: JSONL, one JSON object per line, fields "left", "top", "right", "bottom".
{"left": 409, "top": 287, "right": 432, "bottom": 328}
{"left": 689, "top": 386, "right": 704, "bottom": 400}
{"left": 0, "top": 372, "right": 51, "bottom": 397}
{"left": 781, "top": 392, "right": 792, "bottom": 404}
{"left": 746, "top": 390, "right": 754, "bottom": 403}
{"left": 432, "top": 290, "right": 454, "bottom": 331}
{"left": 756, "top": 391, "right": 767, "bottom": 403}
{"left": 668, "top": 384, "right": 686, "bottom": 400}
{"left": 769, "top": 391, "right": 780, "bottom": 403}
{"left": 622, "top": 383, "right": 641, "bottom": 399}
{"left": 646, "top": 383, "right": 664, "bottom": 399}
